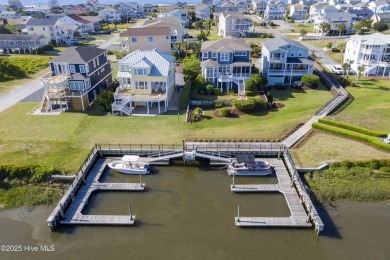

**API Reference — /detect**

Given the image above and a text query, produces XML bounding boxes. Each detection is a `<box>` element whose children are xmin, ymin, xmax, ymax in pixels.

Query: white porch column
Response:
<box><xmin>81</xmin><ymin>94</ymin><xmax>85</xmax><ymax>111</ymax></box>
<box><xmin>158</xmin><ymin>101</ymin><xmax>161</xmax><ymax>114</ymax></box>
<box><xmin>147</xmin><ymin>101</ymin><xmax>149</xmax><ymax>114</ymax></box>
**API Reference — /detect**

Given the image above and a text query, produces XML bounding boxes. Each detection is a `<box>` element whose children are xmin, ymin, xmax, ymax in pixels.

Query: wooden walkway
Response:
<box><xmin>60</xmin><ymin>158</ymin><xmax>144</xmax><ymax>226</ymax></box>
<box><xmin>233</xmin><ymin>158</ymin><xmax>312</xmax><ymax>228</ymax></box>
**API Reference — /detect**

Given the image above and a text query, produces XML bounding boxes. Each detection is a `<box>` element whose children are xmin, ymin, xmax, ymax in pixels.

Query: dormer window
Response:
<box><xmin>134</xmin><ymin>69</ymin><xmax>146</xmax><ymax>75</ymax></box>
<box><xmin>203</xmin><ymin>52</ymin><xmax>208</xmax><ymax>59</ymax></box>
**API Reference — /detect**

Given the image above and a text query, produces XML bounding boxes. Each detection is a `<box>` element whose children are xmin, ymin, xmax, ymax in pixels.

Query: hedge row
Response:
<box><xmin>312</xmin><ymin>123</ymin><xmax>390</xmax><ymax>151</ymax></box>
<box><xmin>318</xmin><ymin>118</ymin><xmax>388</xmax><ymax>137</ymax></box>
<box><xmin>179</xmin><ymin>81</ymin><xmax>192</xmax><ymax>109</ymax></box>
<box><xmin>329</xmin><ymin>159</ymin><xmax>390</xmax><ymax>170</ymax></box>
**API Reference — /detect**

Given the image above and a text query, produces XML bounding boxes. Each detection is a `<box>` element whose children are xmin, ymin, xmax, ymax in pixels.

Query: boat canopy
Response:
<box><xmin>122</xmin><ymin>155</ymin><xmax>140</xmax><ymax>162</ymax></box>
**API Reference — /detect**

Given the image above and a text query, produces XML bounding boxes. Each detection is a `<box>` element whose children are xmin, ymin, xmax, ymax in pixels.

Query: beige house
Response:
<box><xmin>120</xmin><ymin>27</ymin><xmax>172</xmax><ymax>53</ymax></box>
<box><xmin>112</xmin><ymin>49</ymin><xmax>176</xmax><ymax>115</ymax></box>
<box><xmin>218</xmin><ymin>11</ymin><xmax>251</xmax><ymax>38</ymax></box>
<box><xmin>141</xmin><ymin>17</ymin><xmax>185</xmax><ymax>45</ymax></box>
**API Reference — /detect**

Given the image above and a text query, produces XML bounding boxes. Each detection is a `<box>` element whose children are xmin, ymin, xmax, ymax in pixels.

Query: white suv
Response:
<box><xmin>331</xmin><ymin>65</ymin><xmax>343</xmax><ymax>75</ymax></box>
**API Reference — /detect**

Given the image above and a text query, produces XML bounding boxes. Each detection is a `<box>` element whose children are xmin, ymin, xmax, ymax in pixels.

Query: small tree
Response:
<box><xmin>192</xmin><ymin>107</ymin><xmax>203</xmax><ymax>121</ymax></box>
<box><xmin>337</xmin><ymin>23</ymin><xmax>347</xmax><ymax>36</ymax></box>
<box><xmin>245</xmin><ymin>78</ymin><xmax>256</xmax><ymax>92</ymax></box>
<box><xmin>373</xmin><ymin>20</ymin><xmax>388</xmax><ymax>32</ymax></box>
<box><xmin>112</xmin><ymin>18</ymin><xmax>118</xmax><ymax>28</ymax></box>
<box><xmin>301</xmin><ymin>74</ymin><xmax>319</xmax><ymax>87</ymax></box>
<box><xmin>95</xmin><ymin>89</ymin><xmax>114</xmax><ymax>111</ymax></box>
<box><xmin>326</xmin><ymin>42</ymin><xmax>333</xmax><ymax>49</ymax></box>
<box><xmin>299</xmin><ymin>28</ymin><xmax>307</xmax><ymax>36</ymax></box>
<box><xmin>206</xmin><ymin>84</ymin><xmax>214</xmax><ymax>95</ymax></box>
<box><xmin>355</xmin><ymin>65</ymin><xmax>365</xmax><ymax>85</ymax></box>
<box><xmin>219</xmin><ymin>107</ymin><xmax>231</xmax><ymax>117</ymax></box>
<box><xmin>183</xmin><ymin>56</ymin><xmax>201</xmax><ymax>82</ymax></box>
<box><xmin>319</xmin><ymin>22</ymin><xmax>331</xmax><ymax>36</ymax></box>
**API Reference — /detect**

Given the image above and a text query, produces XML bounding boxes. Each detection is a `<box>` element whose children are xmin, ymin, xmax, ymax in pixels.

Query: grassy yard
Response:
<box><xmin>304</xmin><ymin>38</ymin><xmax>345</xmax><ymax>49</ymax></box>
<box><xmin>329</xmin><ymin>77</ymin><xmax>390</xmax><ymax>131</ymax></box>
<box><xmin>292</xmin><ymin>133</ymin><xmax>390</xmax><ymax>168</ymax></box>
<box><xmin>81</xmin><ymin>34</ymin><xmax>113</xmax><ymax>45</ymax></box>
<box><xmin>0</xmin><ymin>85</ymin><xmax>332</xmax><ymax>173</ymax></box>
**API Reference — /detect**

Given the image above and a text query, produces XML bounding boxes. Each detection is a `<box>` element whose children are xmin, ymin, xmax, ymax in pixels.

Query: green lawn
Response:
<box><xmin>304</xmin><ymin>38</ymin><xmax>345</xmax><ymax>49</ymax></box>
<box><xmin>329</xmin><ymin>77</ymin><xmax>390</xmax><ymax>131</ymax></box>
<box><xmin>0</xmin><ymin>85</ymin><xmax>332</xmax><ymax>173</ymax></box>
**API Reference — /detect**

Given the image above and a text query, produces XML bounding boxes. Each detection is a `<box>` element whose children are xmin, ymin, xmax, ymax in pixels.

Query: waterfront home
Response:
<box><xmin>195</xmin><ymin>3</ymin><xmax>211</xmax><ymax>20</ymax></box>
<box><xmin>347</xmin><ymin>9</ymin><xmax>374</xmax><ymax>22</ymax></box>
<box><xmin>290</xmin><ymin>4</ymin><xmax>308</xmax><ymax>20</ymax></box>
<box><xmin>309</xmin><ymin>3</ymin><xmax>338</xmax><ymax>21</ymax></box>
<box><xmin>117</xmin><ymin>3</ymin><xmax>138</xmax><ymax>18</ymax></box>
<box><xmin>144</xmin><ymin>4</ymin><xmax>157</xmax><ymax>13</ymax></box>
<box><xmin>112</xmin><ymin>49</ymin><xmax>176</xmax><ymax>116</ymax></box>
<box><xmin>120</xmin><ymin>27</ymin><xmax>172</xmax><ymax>53</ymax></box>
<box><xmin>141</xmin><ymin>17</ymin><xmax>185</xmax><ymax>45</ymax></box>
<box><xmin>344</xmin><ymin>33</ymin><xmax>390</xmax><ymax>77</ymax></box>
<box><xmin>252</xmin><ymin>0</ymin><xmax>267</xmax><ymax>15</ymax></box>
<box><xmin>80</xmin><ymin>15</ymin><xmax>104</xmax><ymax>31</ymax></box>
<box><xmin>264</xmin><ymin>1</ymin><xmax>288</xmax><ymax>21</ymax></box>
<box><xmin>313</xmin><ymin>12</ymin><xmax>355</xmax><ymax>34</ymax></box>
<box><xmin>0</xmin><ymin>34</ymin><xmax>47</xmax><ymax>54</ymax></box>
<box><xmin>40</xmin><ymin>46</ymin><xmax>112</xmax><ymax>112</ymax></box>
<box><xmin>99</xmin><ymin>7</ymin><xmax>122</xmax><ymax>23</ymax></box>
<box><xmin>261</xmin><ymin>36</ymin><xmax>314</xmax><ymax>85</ymax></box>
<box><xmin>372</xmin><ymin>12</ymin><xmax>390</xmax><ymax>24</ymax></box>
<box><xmin>25</xmin><ymin>17</ymin><xmax>66</xmax><ymax>45</ymax></box>
<box><xmin>57</xmin><ymin>14</ymin><xmax>94</xmax><ymax>34</ymax></box>
<box><xmin>231</xmin><ymin>0</ymin><xmax>249</xmax><ymax>12</ymax></box>
<box><xmin>218</xmin><ymin>11</ymin><xmax>251</xmax><ymax>38</ymax></box>
<box><xmin>158</xmin><ymin>6</ymin><xmax>189</xmax><ymax>27</ymax></box>
<box><xmin>200</xmin><ymin>36</ymin><xmax>252</xmax><ymax>93</ymax></box>
<box><xmin>368</xmin><ymin>1</ymin><xmax>390</xmax><ymax>14</ymax></box>
<box><xmin>0</xmin><ymin>11</ymin><xmax>21</xmax><ymax>19</ymax></box>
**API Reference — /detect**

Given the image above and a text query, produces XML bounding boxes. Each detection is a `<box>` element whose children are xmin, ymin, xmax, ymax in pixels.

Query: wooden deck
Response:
<box><xmin>60</xmin><ymin>158</ymin><xmax>144</xmax><ymax>226</ymax></box>
<box><xmin>233</xmin><ymin>158</ymin><xmax>312</xmax><ymax>228</ymax></box>
<box><xmin>231</xmin><ymin>184</ymin><xmax>279</xmax><ymax>192</ymax></box>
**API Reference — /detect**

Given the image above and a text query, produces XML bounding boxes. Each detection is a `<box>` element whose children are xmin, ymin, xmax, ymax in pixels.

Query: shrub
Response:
<box><xmin>232</xmin><ymin>98</ymin><xmax>267</xmax><ymax>111</ymax></box>
<box><xmin>318</xmin><ymin>118</ymin><xmax>388</xmax><ymax>137</ymax></box>
<box><xmin>107</xmin><ymin>50</ymin><xmax>114</xmax><ymax>55</ymax></box>
<box><xmin>206</xmin><ymin>84</ymin><xmax>214</xmax><ymax>95</ymax></box>
<box><xmin>214</xmin><ymin>88</ymin><xmax>221</xmax><ymax>95</ymax></box>
<box><xmin>219</xmin><ymin>107</ymin><xmax>231</xmax><ymax>117</ymax></box>
<box><xmin>245</xmin><ymin>90</ymin><xmax>256</xmax><ymax>96</ymax></box>
<box><xmin>301</xmin><ymin>74</ymin><xmax>320</xmax><ymax>86</ymax></box>
<box><xmin>245</xmin><ymin>79</ymin><xmax>256</xmax><ymax>92</ymax></box>
<box><xmin>192</xmin><ymin>107</ymin><xmax>203</xmax><ymax>121</ymax></box>
<box><xmin>95</xmin><ymin>89</ymin><xmax>114</xmax><ymax>111</ymax></box>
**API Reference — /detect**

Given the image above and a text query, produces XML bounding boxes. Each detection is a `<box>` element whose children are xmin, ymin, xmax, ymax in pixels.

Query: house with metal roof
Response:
<box><xmin>120</xmin><ymin>27</ymin><xmax>173</xmax><ymax>53</ymax></box>
<box><xmin>264</xmin><ymin>0</ymin><xmax>288</xmax><ymax>21</ymax></box>
<box><xmin>200</xmin><ymin>36</ymin><xmax>252</xmax><ymax>93</ymax></box>
<box><xmin>344</xmin><ymin>33</ymin><xmax>390</xmax><ymax>77</ymax></box>
<box><xmin>195</xmin><ymin>3</ymin><xmax>211</xmax><ymax>20</ymax></box>
<box><xmin>40</xmin><ymin>46</ymin><xmax>112</xmax><ymax>112</ymax></box>
<box><xmin>0</xmin><ymin>34</ymin><xmax>47</xmax><ymax>54</ymax></box>
<box><xmin>261</xmin><ymin>36</ymin><xmax>315</xmax><ymax>85</ymax></box>
<box><xmin>112</xmin><ymin>49</ymin><xmax>176</xmax><ymax>115</ymax></box>
<box><xmin>218</xmin><ymin>11</ymin><xmax>251</xmax><ymax>38</ymax></box>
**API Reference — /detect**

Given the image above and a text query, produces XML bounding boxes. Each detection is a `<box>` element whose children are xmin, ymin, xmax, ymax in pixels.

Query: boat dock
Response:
<box><xmin>49</xmin><ymin>156</ymin><xmax>144</xmax><ymax>227</ymax></box>
<box><xmin>48</xmin><ymin>142</ymin><xmax>324</xmax><ymax>234</ymax></box>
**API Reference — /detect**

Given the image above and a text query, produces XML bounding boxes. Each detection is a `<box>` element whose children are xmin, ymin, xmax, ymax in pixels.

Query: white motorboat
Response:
<box><xmin>227</xmin><ymin>154</ymin><xmax>273</xmax><ymax>176</ymax></box>
<box><xmin>108</xmin><ymin>155</ymin><xmax>150</xmax><ymax>175</ymax></box>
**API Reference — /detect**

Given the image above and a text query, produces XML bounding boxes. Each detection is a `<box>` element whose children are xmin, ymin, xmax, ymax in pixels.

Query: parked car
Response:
<box><xmin>80</xmin><ymin>33</ymin><xmax>89</xmax><ymax>37</ymax></box>
<box><xmin>332</xmin><ymin>65</ymin><xmax>343</xmax><ymax>75</ymax></box>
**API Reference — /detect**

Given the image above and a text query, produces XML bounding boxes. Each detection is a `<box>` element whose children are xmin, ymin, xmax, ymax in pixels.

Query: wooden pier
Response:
<box><xmin>60</xmin><ymin>158</ymin><xmax>144</xmax><ymax>226</ymax></box>
<box><xmin>232</xmin><ymin>158</ymin><xmax>314</xmax><ymax>229</ymax></box>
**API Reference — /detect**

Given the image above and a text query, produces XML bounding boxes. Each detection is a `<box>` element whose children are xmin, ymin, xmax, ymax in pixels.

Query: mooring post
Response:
<box><xmin>59</xmin><ymin>203</ymin><xmax>65</xmax><ymax>218</ymax></box>
<box><xmin>232</xmin><ymin>171</ymin><xmax>235</xmax><ymax>188</ymax></box>
<box><xmin>129</xmin><ymin>203</ymin><xmax>132</xmax><ymax>219</ymax></box>
<box><xmin>237</xmin><ymin>204</ymin><xmax>240</xmax><ymax>222</ymax></box>
<box><xmin>307</xmin><ymin>205</ymin><xmax>312</xmax><ymax>223</ymax></box>
<box><xmin>278</xmin><ymin>146</ymin><xmax>281</xmax><ymax>159</ymax></box>
<box><xmin>139</xmin><ymin>172</ymin><xmax>142</xmax><ymax>186</ymax></box>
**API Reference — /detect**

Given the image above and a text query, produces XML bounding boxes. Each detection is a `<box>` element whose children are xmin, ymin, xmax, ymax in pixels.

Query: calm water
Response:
<box><xmin>0</xmin><ymin>165</ymin><xmax>389</xmax><ymax>260</ymax></box>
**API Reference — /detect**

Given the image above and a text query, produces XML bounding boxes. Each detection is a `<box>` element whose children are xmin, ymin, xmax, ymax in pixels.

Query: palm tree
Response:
<box><xmin>337</xmin><ymin>23</ymin><xmax>347</xmax><ymax>36</ymax></box>
<box><xmin>319</xmin><ymin>22</ymin><xmax>331</xmax><ymax>36</ymax></box>
<box><xmin>341</xmin><ymin>62</ymin><xmax>349</xmax><ymax>79</ymax></box>
<box><xmin>355</xmin><ymin>65</ymin><xmax>365</xmax><ymax>85</ymax></box>
<box><xmin>343</xmin><ymin>60</ymin><xmax>354</xmax><ymax>80</ymax></box>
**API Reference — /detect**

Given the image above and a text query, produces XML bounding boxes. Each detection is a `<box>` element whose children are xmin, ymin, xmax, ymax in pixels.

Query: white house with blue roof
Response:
<box><xmin>112</xmin><ymin>49</ymin><xmax>176</xmax><ymax>115</ymax></box>
<box><xmin>261</xmin><ymin>36</ymin><xmax>315</xmax><ymax>85</ymax></box>
<box><xmin>200</xmin><ymin>36</ymin><xmax>252</xmax><ymax>93</ymax></box>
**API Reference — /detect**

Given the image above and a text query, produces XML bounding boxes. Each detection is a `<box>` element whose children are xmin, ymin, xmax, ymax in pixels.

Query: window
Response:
<box><xmin>136</xmin><ymin>81</ymin><xmax>148</xmax><ymax>89</ymax></box>
<box><xmin>203</xmin><ymin>52</ymin><xmax>208</xmax><ymax>58</ymax></box>
<box><xmin>234</xmin><ymin>51</ymin><xmax>246</xmax><ymax>56</ymax></box>
<box><xmin>100</xmin><ymin>67</ymin><xmax>105</xmax><ymax>73</ymax></box>
<box><xmin>286</xmin><ymin>45</ymin><xmax>291</xmax><ymax>49</ymax></box>
<box><xmin>290</xmin><ymin>52</ymin><xmax>295</xmax><ymax>57</ymax></box>
<box><xmin>166</xmin><ymin>36</ymin><xmax>169</xmax><ymax>40</ymax></box>
<box><xmin>220</xmin><ymin>53</ymin><xmax>229</xmax><ymax>61</ymax></box>
<box><xmin>96</xmin><ymin>58</ymin><xmax>99</xmax><ymax>66</ymax></box>
<box><xmin>9</xmin><ymin>41</ymin><xmax>15</xmax><ymax>46</ymax></box>
<box><xmin>135</xmin><ymin>69</ymin><xmax>146</xmax><ymax>75</ymax></box>
<box><xmin>132</xmin><ymin>37</ymin><xmax>137</xmax><ymax>42</ymax></box>
<box><xmin>80</xmin><ymin>65</ymin><xmax>85</xmax><ymax>73</ymax></box>
<box><xmin>22</xmin><ymin>41</ymin><xmax>26</xmax><ymax>46</ymax></box>
<box><xmin>148</xmin><ymin>36</ymin><xmax>153</xmax><ymax>42</ymax></box>
<box><xmin>70</xmin><ymin>65</ymin><xmax>76</xmax><ymax>73</ymax></box>
<box><xmin>212</xmin><ymin>52</ymin><xmax>217</xmax><ymax>58</ymax></box>
<box><xmin>93</xmin><ymin>59</ymin><xmax>96</xmax><ymax>68</ymax></box>
<box><xmin>206</xmin><ymin>68</ymin><xmax>214</xmax><ymax>78</ymax></box>
<box><xmin>69</xmin><ymin>81</ymin><xmax>85</xmax><ymax>90</ymax></box>
<box><xmin>298</xmin><ymin>51</ymin><xmax>303</xmax><ymax>57</ymax></box>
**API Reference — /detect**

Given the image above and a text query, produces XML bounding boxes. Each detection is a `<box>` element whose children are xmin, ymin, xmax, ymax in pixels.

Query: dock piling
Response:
<box><xmin>237</xmin><ymin>204</ymin><xmax>240</xmax><ymax>222</ymax></box>
<box><xmin>129</xmin><ymin>203</ymin><xmax>132</xmax><ymax>219</ymax></box>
